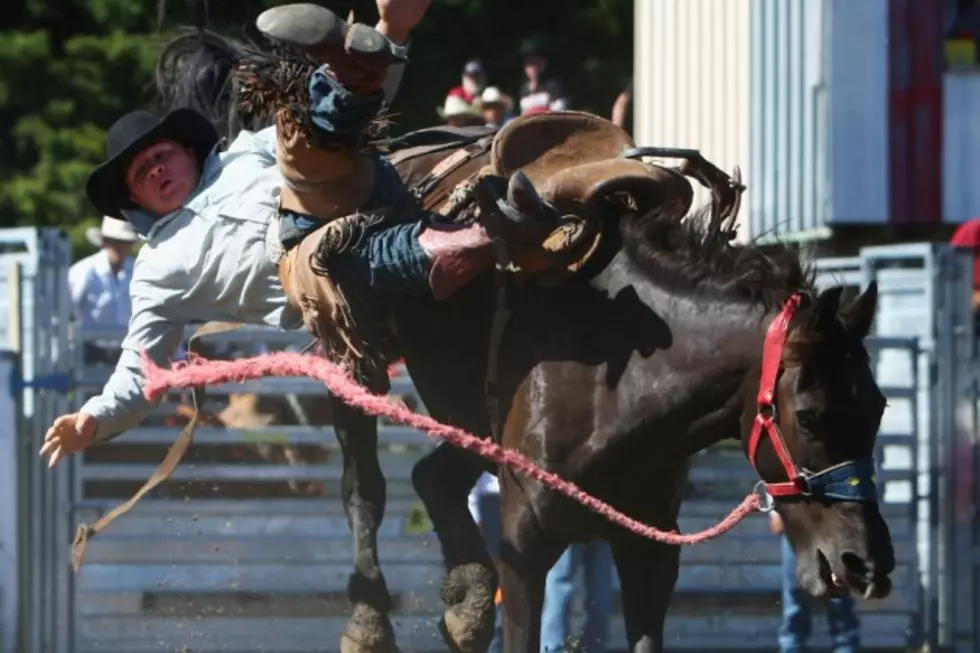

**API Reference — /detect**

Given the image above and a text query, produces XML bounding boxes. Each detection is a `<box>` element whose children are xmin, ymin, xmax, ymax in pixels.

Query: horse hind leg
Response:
<box><xmin>331</xmin><ymin>394</ymin><xmax>400</xmax><ymax>653</ymax></box>
<box><xmin>412</xmin><ymin>444</ymin><xmax>497</xmax><ymax>653</ymax></box>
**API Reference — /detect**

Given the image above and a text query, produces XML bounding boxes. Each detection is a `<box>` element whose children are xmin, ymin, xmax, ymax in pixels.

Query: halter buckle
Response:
<box><xmin>753</xmin><ymin>481</ymin><xmax>776</xmax><ymax>512</ymax></box>
<box><xmin>756</xmin><ymin>401</ymin><xmax>777</xmax><ymax>421</ymax></box>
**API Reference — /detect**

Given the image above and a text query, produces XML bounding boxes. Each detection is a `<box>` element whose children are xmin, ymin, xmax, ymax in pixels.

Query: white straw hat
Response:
<box><xmin>85</xmin><ymin>216</ymin><xmax>139</xmax><ymax>248</ymax></box>
<box><xmin>437</xmin><ymin>95</ymin><xmax>480</xmax><ymax>120</ymax></box>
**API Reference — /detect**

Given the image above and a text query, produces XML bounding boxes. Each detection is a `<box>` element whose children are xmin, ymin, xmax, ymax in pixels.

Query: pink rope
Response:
<box><xmin>141</xmin><ymin>351</ymin><xmax>761</xmax><ymax>545</ymax></box>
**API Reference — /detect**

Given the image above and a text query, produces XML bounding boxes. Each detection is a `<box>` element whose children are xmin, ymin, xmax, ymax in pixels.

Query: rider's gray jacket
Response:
<box><xmin>80</xmin><ymin>47</ymin><xmax>409</xmax><ymax>444</ymax></box>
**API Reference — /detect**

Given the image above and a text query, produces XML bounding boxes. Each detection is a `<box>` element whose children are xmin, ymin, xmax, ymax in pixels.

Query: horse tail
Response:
<box><xmin>155</xmin><ymin>27</ymin><xmax>247</xmax><ymax>143</ymax></box>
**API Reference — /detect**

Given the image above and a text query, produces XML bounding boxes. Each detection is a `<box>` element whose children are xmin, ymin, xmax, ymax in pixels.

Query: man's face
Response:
<box><xmin>125</xmin><ymin>139</ymin><xmax>200</xmax><ymax>216</ymax></box>
<box><xmin>102</xmin><ymin>238</ymin><xmax>134</xmax><ymax>266</ymax></box>
<box><xmin>523</xmin><ymin>56</ymin><xmax>546</xmax><ymax>79</ymax></box>
<box><xmin>482</xmin><ymin>105</ymin><xmax>504</xmax><ymax>125</ymax></box>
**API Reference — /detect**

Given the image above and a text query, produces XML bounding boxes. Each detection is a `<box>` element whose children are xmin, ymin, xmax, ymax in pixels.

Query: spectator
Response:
<box><xmin>518</xmin><ymin>40</ymin><xmax>568</xmax><ymax>115</ymax></box>
<box><xmin>476</xmin><ymin>86</ymin><xmax>514</xmax><ymax>128</ymax></box>
<box><xmin>468</xmin><ymin>472</ymin><xmax>503</xmax><ymax>653</ymax></box>
<box><xmin>446</xmin><ymin>59</ymin><xmax>487</xmax><ymax>105</ymax></box>
<box><xmin>437</xmin><ymin>95</ymin><xmax>483</xmax><ymax>128</ymax></box>
<box><xmin>771</xmin><ymin>511</ymin><xmax>861</xmax><ymax>653</ymax></box>
<box><xmin>611</xmin><ymin>78</ymin><xmax>633</xmax><ymax>130</ymax></box>
<box><xmin>69</xmin><ymin>216</ymin><xmax>139</xmax><ymax>364</ymax></box>
<box><xmin>540</xmin><ymin>540</ymin><xmax>614</xmax><ymax>653</ymax></box>
<box><xmin>950</xmin><ymin>219</ymin><xmax>980</xmax><ymax>312</ymax></box>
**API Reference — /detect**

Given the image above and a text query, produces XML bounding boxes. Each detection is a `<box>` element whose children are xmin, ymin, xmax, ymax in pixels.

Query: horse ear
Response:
<box><xmin>839</xmin><ymin>281</ymin><xmax>878</xmax><ymax>340</ymax></box>
<box><xmin>809</xmin><ymin>286</ymin><xmax>844</xmax><ymax>333</ymax></box>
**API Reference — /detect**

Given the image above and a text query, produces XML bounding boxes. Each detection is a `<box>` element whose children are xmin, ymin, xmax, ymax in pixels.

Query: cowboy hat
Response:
<box><xmin>462</xmin><ymin>59</ymin><xmax>486</xmax><ymax>78</ymax></box>
<box><xmin>86</xmin><ymin>108</ymin><xmax>220</xmax><ymax>220</ymax></box>
<box><xmin>477</xmin><ymin>86</ymin><xmax>514</xmax><ymax>112</ymax></box>
<box><xmin>85</xmin><ymin>216</ymin><xmax>139</xmax><ymax>248</ymax></box>
<box><xmin>437</xmin><ymin>95</ymin><xmax>480</xmax><ymax>120</ymax></box>
<box><xmin>520</xmin><ymin>38</ymin><xmax>547</xmax><ymax>60</ymax></box>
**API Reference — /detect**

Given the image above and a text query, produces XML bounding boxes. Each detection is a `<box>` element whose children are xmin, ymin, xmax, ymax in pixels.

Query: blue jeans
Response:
<box><xmin>478</xmin><ymin>493</ymin><xmax>503</xmax><ymax>653</ymax></box>
<box><xmin>540</xmin><ymin>541</ymin><xmax>614</xmax><ymax>653</ymax></box>
<box><xmin>779</xmin><ymin>536</ymin><xmax>861</xmax><ymax>653</ymax></box>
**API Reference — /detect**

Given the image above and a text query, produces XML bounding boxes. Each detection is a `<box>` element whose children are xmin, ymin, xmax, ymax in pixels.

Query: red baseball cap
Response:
<box><xmin>950</xmin><ymin>219</ymin><xmax>980</xmax><ymax>288</ymax></box>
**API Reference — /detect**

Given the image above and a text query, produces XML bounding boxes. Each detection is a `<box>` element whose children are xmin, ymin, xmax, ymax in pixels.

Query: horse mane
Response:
<box><xmin>618</xmin><ymin>195</ymin><xmax>817</xmax><ymax>311</ymax></box>
<box><xmin>155</xmin><ymin>28</ymin><xmax>258</xmax><ymax>143</ymax></box>
<box><xmin>154</xmin><ymin>27</ymin><xmax>393</xmax><ymax>150</ymax></box>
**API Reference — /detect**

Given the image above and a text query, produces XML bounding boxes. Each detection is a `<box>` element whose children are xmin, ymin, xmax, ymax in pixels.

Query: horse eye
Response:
<box><xmin>796</xmin><ymin>409</ymin><xmax>821</xmax><ymax>433</ymax></box>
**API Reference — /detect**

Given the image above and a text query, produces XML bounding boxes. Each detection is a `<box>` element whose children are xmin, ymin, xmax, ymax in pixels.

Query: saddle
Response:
<box><xmin>388</xmin><ymin>111</ymin><xmax>702</xmax><ymax>286</ymax></box>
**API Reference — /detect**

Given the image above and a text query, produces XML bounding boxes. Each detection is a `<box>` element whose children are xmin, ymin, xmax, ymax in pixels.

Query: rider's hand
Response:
<box><xmin>769</xmin><ymin>511</ymin><xmax>784</xmax><ymax>535</ymax></box>
<box><xmin>40</xmin><ymin>412</ymin><xmax>98</xmax><ymax>468</ymax></box>
<box><xmin>375</xmin><ymin>0</ymin><xmax>430</xmax><ymax>44</ymax></box>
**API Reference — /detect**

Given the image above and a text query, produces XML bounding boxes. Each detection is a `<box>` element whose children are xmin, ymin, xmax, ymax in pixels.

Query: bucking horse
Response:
<box><xmin>94</xmin><ymin>19</ymin><xmax>895</xmax><ymax>653</ymax></box>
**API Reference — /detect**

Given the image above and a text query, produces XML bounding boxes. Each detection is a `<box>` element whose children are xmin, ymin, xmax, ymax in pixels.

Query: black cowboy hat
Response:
<box><xmin>520</xmin><ymin>38</ymin><xmax>547</xmax><ymax>60</ymax></box>
<box><xmin>86</xmin><ymin>108</ymin><xmax>219</xmax><ymax>219</ymax></box>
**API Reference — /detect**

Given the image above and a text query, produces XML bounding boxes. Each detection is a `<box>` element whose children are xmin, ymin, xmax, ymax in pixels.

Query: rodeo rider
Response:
<box><xmin>39</xmin><ymin>0</ymin><xmax>539</xmax><ymax>465</ymax></box>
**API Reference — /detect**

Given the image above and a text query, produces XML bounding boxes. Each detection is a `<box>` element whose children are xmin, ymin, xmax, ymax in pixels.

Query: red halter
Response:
<box><xmin>746</xmin><ymin>293</ymin><xmax>881</xmax><ymax>506</ymax></box>
<box><xmin>747</xmin><ymin>293</ymin><xmax>805</xmax><ymax>497</ymax></box>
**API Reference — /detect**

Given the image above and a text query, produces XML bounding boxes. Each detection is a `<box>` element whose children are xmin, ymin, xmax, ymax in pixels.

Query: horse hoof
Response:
<box><xmin>438</xmin><ymin>605</ymin><xmax>493</xmax><ymax>653</ymax></box>
<box><xmin>339</xmin><ymin>605</ymin><xmax>400</xmax><ymax>653</ymax></box>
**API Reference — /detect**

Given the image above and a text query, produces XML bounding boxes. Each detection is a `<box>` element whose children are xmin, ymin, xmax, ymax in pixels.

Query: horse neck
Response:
<box><xmin>591</xmin><ymin>252</ymin><xmax>777</xmax><ymax>451</ymax></box>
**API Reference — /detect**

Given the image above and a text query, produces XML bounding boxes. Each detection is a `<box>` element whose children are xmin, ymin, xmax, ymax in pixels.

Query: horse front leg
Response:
<box><xmin>611</xmin><ymin>536</ymin><xmax>680</xmax><ymax>653</ymax></box>
<box><xmin>331</xmin><ymin>394</ymin><xmax>399</xmax><ymax>653</ymax></box>
<box><xmin>497</xmin><ymin>499</ymin><xmax>564</xmax><ymax>653</ymax></box>
<box><xmin>412</xmin><ymin>442</ymin><xmax>497</xmax><ymax>653</ymax></box>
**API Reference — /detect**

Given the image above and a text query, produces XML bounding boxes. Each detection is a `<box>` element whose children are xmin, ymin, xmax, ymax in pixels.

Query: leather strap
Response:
<box><xmin>71</xmin><ymin>320</ymin><xmax>245</xmax><ymax>572</ymax></box>
<box><xmin>415</xmin><ymin>137</ymin><xmax>493</xmax><ymax>206</ymax></box>
<box><xmin>484</xmin><ymin>269</ymin><xmax>512</xmax><ymax>442</ymax></box>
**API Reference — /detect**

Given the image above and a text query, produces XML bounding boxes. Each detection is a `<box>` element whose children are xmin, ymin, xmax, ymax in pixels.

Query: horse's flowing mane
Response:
<box><xmin>155</xmin><ymin>28</ymin><xmax>392</xmax><ymax>151</ymax></box>
<box><xmin>619</xmin><ymin>197</ymin><xmax>817</xmax><ymax>310</ymax></box>
<box><xmin>155</xmin><ymin>28</ymin><xmax>259</xmax><ymax>143</ymax></box>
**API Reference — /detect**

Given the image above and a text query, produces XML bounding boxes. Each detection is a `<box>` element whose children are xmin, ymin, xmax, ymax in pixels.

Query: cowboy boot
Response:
<box><xmin>416</xmin><ymin>223</ymin><xmax>498</xmax><ymax>301</ymax></box>
<box><xmin>256</xmin><ymin>3</ymin><xmax>405</xmax><ymax>95</ymax></box>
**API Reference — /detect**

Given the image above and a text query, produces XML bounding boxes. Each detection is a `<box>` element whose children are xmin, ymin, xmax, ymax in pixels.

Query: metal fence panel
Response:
<box><xmin>933</xmin><ymin>244</ymin><xmax>978</xmax><ymax>651</ymax></box>
<box><xmin>69</xmin><ymin>325</ymin><xmax>437</xmax><ymax>653</ymax></box>
<box><xmin>0</xmin><ymin>352</ymin><xmax>20</xmax><ymax>653</ymax></box>
<box><xmin>854</xmin><ymin>244</ymin><xmax>940</xmax><ymax>648</ymax></box>
<box><xmin>0</xmin><ymin>228</ymin><xmax>75</xmax><ymax>653</ymax></box>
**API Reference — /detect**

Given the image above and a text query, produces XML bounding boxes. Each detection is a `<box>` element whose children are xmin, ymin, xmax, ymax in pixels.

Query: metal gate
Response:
<box><xmin>68</xmin><ymin>326</ymin><xmax>432</xmax><ymax>653</ymax></box>
<box><xmin>823</xmin><ymin>242</ymin><xmax>979</xmax><ymax>652</ymax></box>
<box><xmin>932</xmin><ymin>244</ymin><xmax>980</xmax><ymax>653</ymax></box>
<box><xmin>0</xmin><ymin>228</ymin><xmax>75</xmax><ymax>653</ymax></box>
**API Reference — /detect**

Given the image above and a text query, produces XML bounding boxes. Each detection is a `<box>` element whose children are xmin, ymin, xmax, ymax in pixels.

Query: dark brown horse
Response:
<box><xmin>400</xmin><ymin>195</ymin><xmax>891</xmax><ymax>653</ymax></box>
<box><xmin>154</xmin><ymin>28</ymin><xmax>895</xmax><ymax>653</ymax></box>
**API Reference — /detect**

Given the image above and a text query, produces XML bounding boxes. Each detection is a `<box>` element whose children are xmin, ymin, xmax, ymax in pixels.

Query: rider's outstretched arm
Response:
<box><xmin>80</xmin><ymin>265</ymin><xmax>187</xmax><ymax>444</ymax></box>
